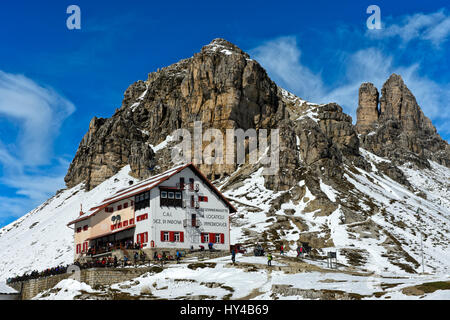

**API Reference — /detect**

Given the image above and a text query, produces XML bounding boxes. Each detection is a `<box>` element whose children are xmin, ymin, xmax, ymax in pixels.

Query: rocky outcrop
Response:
<box><xmin>356</xmin><ymin>83</ymin><xmax>379</xmax><ymax>134</ymax></box>
<box><xmin>65</xmin><ymin>39</ymin><xmax>288</xmax><ymax>190</ymax></box>
<box><xmin>357</xmin><ymin>74</ymin><xmax>450</xmax><ymax>168</ymax></box>
<box><xmin>64</xmin><ymin>116</ymin><xmax>155</xmax><ymax>190</ymax></box>
<box><xmin>66</xmin><ymin>41</ymin><xmax>447</xmax><ymax>193</ymax></box>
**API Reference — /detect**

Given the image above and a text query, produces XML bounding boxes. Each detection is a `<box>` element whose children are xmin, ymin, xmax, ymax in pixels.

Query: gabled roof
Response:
<box><xmin>67</xmin><ymin>163</ymin><xmax>236</xmax><ymax>226</ymax></box>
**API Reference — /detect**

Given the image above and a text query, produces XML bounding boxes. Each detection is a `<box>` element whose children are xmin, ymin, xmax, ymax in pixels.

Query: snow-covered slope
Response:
<box><xmin>219</xmin><ymin>149</ymin><xmax>450</xmax><ymax>276</ymax></box>
<box><xmin>0</xmin><ymin>166</ymin><xmax>138</xmax><ymax>282</ymax></box>
<box><xmin>0</xmin><ymin>151</ymin><xmax>448</xmax><ymax>291</ymax></box>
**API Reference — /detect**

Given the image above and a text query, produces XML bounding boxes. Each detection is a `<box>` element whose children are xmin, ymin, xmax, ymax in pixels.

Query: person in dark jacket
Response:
<box><xmin>231</xmin><ymin>249</ymin><xmax>236</xmax><ymax>264</ymax></box>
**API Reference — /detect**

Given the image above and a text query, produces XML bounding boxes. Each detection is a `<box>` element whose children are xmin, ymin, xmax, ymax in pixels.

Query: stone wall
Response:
<box><xmin>10</xmin><ymin>267</ymin><xmax>153</xmax><ymax>300</ymax></box>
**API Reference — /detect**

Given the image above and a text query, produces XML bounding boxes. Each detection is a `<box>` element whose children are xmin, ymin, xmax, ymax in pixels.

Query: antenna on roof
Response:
<box><xmin>79</xmin><ymin>203</ymin><xmax>84</xmax><ymax>216</ymax></box>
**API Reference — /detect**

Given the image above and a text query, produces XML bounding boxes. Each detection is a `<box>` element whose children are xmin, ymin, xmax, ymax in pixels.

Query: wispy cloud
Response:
<box><xmin>250</xmin><ymin>35</ymin><xmax>450</xmax><ymax>136</ymax></box>
<box><xmin>367</xmin><ymin>9</ymin><xmax>450</xmax><ymax>47</ymax></box>
<box><xmin>250</xmin><ymin>36</ymin><xmax>326</xmax><ymax>101</ymax></box>
<box><xmin>0</xmin><ymin>71</ymin><xmax>75</xmax><ymax>225</ymax></box>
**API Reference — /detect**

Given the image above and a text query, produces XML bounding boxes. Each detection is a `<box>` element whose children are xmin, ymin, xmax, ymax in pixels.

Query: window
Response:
<box><xmin>106</xmin><ymin>207</ymin><xmax>113</xmax><ymax>213</ymax></box>
<box><xmin>137</xmin><ymin>232</ymin><xmax>148</xmax><ymax>244</ymax></box>
<box><xmin>76</xmin><ymin>244</ymin><xmax>81</xmax><ymax>254</ymax></box>
<box><xmin>83</xmin><ymin>225</ymin><xmax>88</xmax><ymax>231</ymax></box>
<box><xmin>117</xmin><ymin>205</ymin><xmax>122</xmax><ymax>211</ymax></box>
<box><xmin>160</xmin><ymin>189</ymin><xmax>183</xmax><ymax>207</ymax></box>
<box><xmin>215</xmin><ymin>234</ymin><xmax>221</xmax><ymax>244</ymax></box>
<box><xmin>118</xmin><ymin>222</ymin><xmax>122</xmax><ymax>228</ymax></box>
<box><xmin>129</xmin><ymin>218</ymin><xmax>135</xmax><ymax>225</ymax></box>
<box><xmin>76</xmin><ymin>227</ymin><xmax>82</xmax><ymax>233</ymax></box>
<box><xmin>161</xmin><ymin>231</ymin><xmax>184</xmax><ymax>242</ymax></box>
<box><xmin>201</xmin><ymin>233</ymin><xmax>209</xmax><ymax>243</ymax></box>
<box><xmin>135</xmin><ymin>191</ymin><xmax>150</xmax><ymax>211</ymax></box>
<box><xmin>161</xmin><ymin>231</ymin><xmax>170</xmax><ymax>242</ymax></box>
<box><xmin>83</xmin><ymin>242</ymin><xmax>88</xmax><ymax>253</ymax></box>
<box><xmin>123</xmin><ymin>220</ymin><xmax>128</xmax><ymax>227</ymax></box>
<box><xmin>137</xmin><ymin>213</ymin><xmax>148</xmax><ymax>222</ymax></box>
<box><xmin>179</xmin><ymin>177</ymin><xmax>185</xmax><ymax>189</ymax></box>
<box><xmin>198</xmin><ymin>196</ymin><xmax>208</xmax><ymax>202</ymax></box>
<box><xmin>124</xmin><ymin>202</ymin><xmax>128</xmax><ymax>209</ymax></box>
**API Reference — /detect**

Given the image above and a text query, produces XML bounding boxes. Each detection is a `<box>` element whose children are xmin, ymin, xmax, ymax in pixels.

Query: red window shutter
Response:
<box><xmin>169</xmin><ymin>232</ymin><xmax>175</xmax><ymax>242</ymax></box>
<box><xmin>201</xmin><ymin>233</ymin><xmax>206</xmax><ymax>243</ymax></box>
<box><xmin>161</xmin><ymin>231</ymin><xmax>165</xmax><ymax>242</ymax></box>
<box><xmin>204</xmin><ymin>196</ymin><xmax>208</xmax><ymax>202</ymax></box>
<box><xmin>220</xmin><ymin>233</ymin><xmax>224</xmax><ymax>244</ymax></box>
<box><xmin>111</xmin><ymin>225</ymin><xmax>114</xmax><ymax>231</ymax></box>
<box><xmin>130</xmin><ymin>218</ymin><xmax>134</xmax><ymax>225</ymax></box>
<box><xmin>180</xmin><ymin>232</ymin><xmax>184</xmax><ymax>242</ymax></box>
<box><xmin>209</xmin><ymin>233</ymin><xmax>215</xmax><ymax>243</ymax></box>
<box><xmin>144</xmin><ymin>232</ymin><xmax>148</xmax><ymax>243</ymax></box>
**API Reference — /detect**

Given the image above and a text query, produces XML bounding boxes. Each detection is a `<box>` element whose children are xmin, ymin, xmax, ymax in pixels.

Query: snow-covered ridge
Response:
<box><xmin>0</xmin><ymin>166</ymin><xmax>139</xmax><ymax>282</ymax></box>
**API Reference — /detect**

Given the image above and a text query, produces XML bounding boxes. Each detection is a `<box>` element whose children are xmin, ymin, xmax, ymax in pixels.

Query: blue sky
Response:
<box><xmin>0</xmin><ymin>0</ymin><xmax>449</xmax><ymax>227</ymax></box>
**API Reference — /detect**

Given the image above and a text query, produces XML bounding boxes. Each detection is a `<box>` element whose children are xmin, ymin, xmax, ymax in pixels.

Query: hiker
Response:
<box><xmin>267</xmin><ymin>252</ymin><xmax>273</xmax><ymax>266</ymax></box>
<box><xmin>231</xmin><ymin>249</ymin><xmax>236</xmax><ymax>264</ymax></box>
<box><xmin>176</xmin><ymin>250</ymin><xmax>181</xmax><ymax>264</ymax></box>
<box><xmin>208</xmin><ymin>242</ymin><xmax>213</xmax><ymax>251</ymax></box>
<box><xmin>296</xmin><ymin>247</ymin><xmax>300</xmax><ymax>258</ymax></box>
<box><xmin>134</xmin><ymin>251</ymin><xmax>139</xmax><ymax>264</ymax></box>
<box><xmin>140</xmin><ymin>250</ymin><xmax>146</xmax><ymax>263</ymax></box>
<box><xmin>280</xmin><ymin>245</ymin><xmax>284</xmax><ymax>255</ymax></box>
<box><xmin>300</xmin><ymin>246</ymin><xmax>303</xmax><ymax>258</ymax></box>
<box><xmin>153</xmin><ymin>251</ymin><xmax>158</xmax><ymax>261</ymax></box>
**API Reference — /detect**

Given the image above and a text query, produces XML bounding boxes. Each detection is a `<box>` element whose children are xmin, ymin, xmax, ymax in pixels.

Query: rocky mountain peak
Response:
<box><xmin>200</xmin><ymin>38</ymin><xmax>250</xmax><ymax>58</ymax></box>
<box><xmin>357</xmin><ymin>74</ymin><xmax>449</xmax><ymax>168</ymax></box>
<box><xmin>65</xmin><ymin>38</ymin><xmax>284</xmax><ymax>190</ymax></box>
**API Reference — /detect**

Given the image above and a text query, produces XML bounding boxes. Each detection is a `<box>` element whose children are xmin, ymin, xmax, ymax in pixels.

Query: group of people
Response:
<box><xmin>86</xmin><ymin>240</ymin><xmax>141</xmax><ymax>257</ymax></box>
<box><xmin>7</xmin><ymin>264</ymin><xmax>71</xmax><ymax>284</ymax></box>
<box><xmin>231</xmin><ymin>243</ymin><xmax>309</xmax><ymax>266</ymax></box>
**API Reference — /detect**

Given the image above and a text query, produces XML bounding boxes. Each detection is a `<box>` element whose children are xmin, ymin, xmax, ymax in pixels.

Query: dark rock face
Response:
<box><xmin>356</xmin><ymin>83</ymin><xmax>379</xmax><ymax>134</ymax></box>
<box><xmin>65</xmin><ymin>39</ymin><xmax>286</xmax><ymax>190</ymax></box>
<box><xmin>64</xmin><ymin>116</ymin><xmax>155</xmax><ymax>190</ymax></box>
<box><xmin>357</xmin><ymin>74</ymin><xmax>449</xmax><ymax>168</ymax></box>
<box><xmin>65</xmin><ymin>41</ymin><xmax>447</xmax><ymax>193</ymax></box>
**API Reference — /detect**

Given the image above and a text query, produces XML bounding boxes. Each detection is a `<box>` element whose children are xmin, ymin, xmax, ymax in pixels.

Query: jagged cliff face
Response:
<box><xmin>5</xmin><ymin>39</ymin><xmax>450</xmax><ymax>277</ymax></box>
<box><xmin>65</xmin><ymin>39</ymin><xmax>447</xmax><ymax>197</ymax></box>
<box><xmin>65</xmin><ymin>39</ymin><xmax>287</xmax><ymax>190</ymax></box>
<box><xmin>356</xmin><ymin>74</ymin><xmax>450</xmax><ymax>169</ymax></box>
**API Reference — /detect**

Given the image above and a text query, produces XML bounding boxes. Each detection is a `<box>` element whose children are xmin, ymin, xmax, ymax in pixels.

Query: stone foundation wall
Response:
<box><xmin>11</xmin><ymin>267</ymin><xmax>153</xmax><ymax>300</ymax></box>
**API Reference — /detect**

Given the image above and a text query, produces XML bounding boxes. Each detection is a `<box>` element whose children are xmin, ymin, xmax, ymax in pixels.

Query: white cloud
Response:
<box><xmin>367</xmin><ymin>9</ymin><xmax>450</xmax><ymax>46</ymax></box>
<box><xmin>250</xmin><ymin>36</ymin><xmax>326</xmax><ymax>101</ymax></box>
<box><xmin>249</xmin><ymin>37</ymin><xmax>450</xmax><ymax>135</ymax></box>
<box><xmin>0</xmin><ymin>71</ymin><xmax>75</xmax><ymax>166</ymax></box>
<box><xmin>0</xmin><ymin>71</ymin><xmax>75</xmax><ymax>223</ymax></box>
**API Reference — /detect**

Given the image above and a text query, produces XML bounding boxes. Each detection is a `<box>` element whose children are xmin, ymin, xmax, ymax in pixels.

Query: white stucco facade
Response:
<box><xmin>69</xmin><ymin>164</ymin><xmax>234</xmax><ymax>260</ymax></box>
